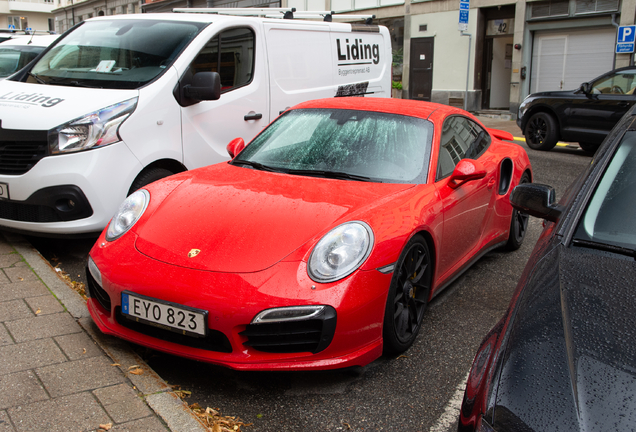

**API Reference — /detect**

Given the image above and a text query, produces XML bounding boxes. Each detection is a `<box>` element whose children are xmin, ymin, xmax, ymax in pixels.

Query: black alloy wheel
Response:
<box><xmin>383</xmin><ymin>235</ymin><xmax>432</xmax><ymax>354</ymax></box>
<box><xmin>524</xmin><ymin>112</ymin><xmax>558</xmax><ymax>151</ymax></box>
<box><xmin>505</xmin><ymin>172</ymin><xmax>531</xmax><ymax>251</ymax></box>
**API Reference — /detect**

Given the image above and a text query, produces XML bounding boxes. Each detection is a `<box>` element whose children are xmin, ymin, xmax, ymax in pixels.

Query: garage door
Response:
<box><xmin>530</xmin><ymin>27</ymin><xmax>615</xmax><ymax>93</ymax></box>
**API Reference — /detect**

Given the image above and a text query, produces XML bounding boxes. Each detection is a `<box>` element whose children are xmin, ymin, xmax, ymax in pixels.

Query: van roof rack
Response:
<box><xmin>172</xmin><ymin>7</ymin><xmax>376</xmax><ymax>23</ymax></box>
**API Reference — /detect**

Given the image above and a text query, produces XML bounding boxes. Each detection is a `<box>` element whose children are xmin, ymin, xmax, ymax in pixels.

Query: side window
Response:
<box><xmin>190</xmin><ymin>27</ymin><xmax>255</xmax><ymax>93</ymax></box>
<box><xmin>591</xmin><ymin>70</ymin><xmax>636</xmax><ymax>95</ymax></box>
<box><xmin>437</xmin><ymin>116</ymin><xmax>491</xmax><ymax>180</ymax></box>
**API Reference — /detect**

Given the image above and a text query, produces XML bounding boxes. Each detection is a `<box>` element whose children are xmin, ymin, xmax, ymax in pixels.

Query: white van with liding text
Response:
<box><xmin>0</xmin><ymin>9</ymin><xmax>391</xmax><ymax>235</ymax></box>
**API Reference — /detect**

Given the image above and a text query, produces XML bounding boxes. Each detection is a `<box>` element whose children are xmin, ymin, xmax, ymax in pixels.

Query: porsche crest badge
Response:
<box><xmin>188</xmin><ymin>249</ymin><xmax>201</xmax><ymax>258</ymax></box>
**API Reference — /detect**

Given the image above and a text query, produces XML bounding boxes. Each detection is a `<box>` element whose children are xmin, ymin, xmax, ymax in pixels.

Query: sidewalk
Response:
<box><xmin>0</xmin><ymin>231</ymin><xmax>208</xmax><ymax>432</ymax></box>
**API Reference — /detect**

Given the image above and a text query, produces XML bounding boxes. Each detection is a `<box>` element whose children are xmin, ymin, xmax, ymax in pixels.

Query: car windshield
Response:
<box><xmin>0</xmin><ymin>44</ymin><xmax>46</xmax><ymax>78</ymax></box>
<box><xmin>29</xmin><ymin>19</ymin><xmax>205</xmax><ymax>89</ymax></box>
<box><xmin>574</xmin><ymin>130</ymin><xmax>636</xmax><ymax>249</ymax></box>
<box><xmin>234</xmin><ymin>108</ymin><xmax>433</xmax><ymax>183</ymax></box>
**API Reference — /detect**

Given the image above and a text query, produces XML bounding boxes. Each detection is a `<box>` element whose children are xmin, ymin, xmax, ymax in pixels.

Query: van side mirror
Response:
<box><xmin>226</xmin><ymin>137</ymin><xmax>246</xmax><ymax>159</ymax></box>
<box><xmin>510</xmin><ymin>183</ymin><xmax>563</xmax><ymax>222</ymax></box>
<box><xmin>184</xmin><ymin>72</ymin><xmax>221</xmax><ymax>101</ymax></box>
<box><xmin>448</xmin><ymin>159</ymin><xmax>487</xmax><ymax>189</ymax></box>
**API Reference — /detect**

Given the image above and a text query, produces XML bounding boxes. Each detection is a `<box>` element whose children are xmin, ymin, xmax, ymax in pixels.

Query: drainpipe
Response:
<box><xmin>611</xmin><ymin>13</ymin><xmax>619</xmax><ymax>69</ymax></box>
<box><xmin>461</xmin><ymin>31</ymin><xmax>472</xmax><ymax>111</ymax></box>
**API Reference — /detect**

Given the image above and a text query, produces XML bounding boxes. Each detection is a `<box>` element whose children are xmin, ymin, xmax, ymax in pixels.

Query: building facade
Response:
<box><xmin>1</xmin><ymin>0</ymin><xmax>55</xmax><ymax>33</ymax></box>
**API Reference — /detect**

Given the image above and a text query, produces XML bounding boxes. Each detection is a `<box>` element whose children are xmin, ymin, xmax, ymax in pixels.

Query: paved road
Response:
<box><xmin>28</xmin><ymin>118</ymin><xmax>592</xmax><ymax>431</ymax></box>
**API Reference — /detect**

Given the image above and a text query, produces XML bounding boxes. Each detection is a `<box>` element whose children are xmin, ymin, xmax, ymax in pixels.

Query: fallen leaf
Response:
<box><xmin>18</xmin><ymin>277</ymin><xmax>23</xmax><ymax>281</ymax></box>
<box><xmin>129</xmin><ymin>368</ymin><xmax>144</xmax><ymax>375</ymax></box>
<box><xmin>35</xmin><ymin>308</ymin><xmax>41</xmax><ymax>315</ymax></box>
<box><xmin>111</xmin><ymin>363</ymin><xmax>121</xmax><ymax>367</ymax></box>
<box><xmin>127</xmin><ymin>365</ymin><xmax>141</xmax><ymax>370</ymax></box>
<box><xmin>99</xmin><ymin>423</ymin><xmax>112</xmax><ymax>430</ymax></box>
<box><xmin>82</xmin><ymin>348</ymin><xmax>86</xmax><ymax>354</ymax></box>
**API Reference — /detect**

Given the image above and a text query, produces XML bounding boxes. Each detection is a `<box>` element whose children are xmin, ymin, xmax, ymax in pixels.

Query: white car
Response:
<box><xmin>0</xmin><ymin>35</ymin><xmax>60</xmax><ymax>79</ymax></box>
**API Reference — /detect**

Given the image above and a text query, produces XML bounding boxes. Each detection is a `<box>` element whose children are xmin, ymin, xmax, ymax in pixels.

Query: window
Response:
<box><xmin>190</xmin><ymin>28</ymin><xmax>255</xmax><ymax>92</ymax></box>
<box><xmin>7</xmin><ymin>16</ymin><xmax>27</xmax><ymax>30</ymax></box>
<box><xmin>437</xmin><ymin>116</ymin><xmax>491</xmax><ymax>180</ymax></box>
<box><xmin>591</xmin><ymin>69</ymin><xmax>636</xmax><ymax>95</ymax></box>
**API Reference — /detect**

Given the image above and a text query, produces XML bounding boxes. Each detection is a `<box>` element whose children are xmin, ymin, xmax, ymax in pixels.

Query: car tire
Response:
<box><xmin>383</xmin><ymin>234</ymin><xmax>432</xmax><ymax>354</ymax></box>
<box><xmin>504</xmin><ymin>172</ymin><xmax>531</xmax><ymax>251</ymax></box>
<box><xmin>128</xmin><ymin>168</ymin><xmax>174</xmax><ymax>195</ymax></box>
<box><xmin>579</xmin><ymin>142</ymin><xmax>599</xmax><ymax>154</ymax></box>
<box><xmin>524</xmin><ymin>112</ymin><xmax>558</xmax><ymax>151</ymax></box>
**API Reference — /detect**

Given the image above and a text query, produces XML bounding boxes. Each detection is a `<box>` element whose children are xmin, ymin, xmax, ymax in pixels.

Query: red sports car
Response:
<box><xmin>86</xmin><ymin>98</ymin><xmax>532</xmax><ymax>371</ymax></box>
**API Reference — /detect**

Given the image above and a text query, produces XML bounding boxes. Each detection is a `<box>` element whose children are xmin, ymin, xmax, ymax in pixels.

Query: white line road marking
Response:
<box><xmin>429</xmin><ymin>371</ymin><xmax>470</xmax><ymax>432</ymax></box>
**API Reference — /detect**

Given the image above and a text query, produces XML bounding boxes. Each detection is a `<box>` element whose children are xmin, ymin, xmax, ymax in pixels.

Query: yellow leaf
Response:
<box><xmin>35</xmin><ymin>308</ymin><xmax>41</xmax><ymax>315</ymax></box>
<box><xmin>129</xmin><ymin>368</ymin><xmax>144</xmax><ymax>375</ymax></box>
<box><xmin>127</xmin><ymin>365</ymin><xmax>141</xmax><ymax>370</ymax></box>
<box><xmin>111</xmin><ymin>363</ymin><xmax>120</xmax><ymax>367</ymax></box>
<box><xmin>99</xmin><ymin>423</ymin><xmax>112</xmax><ymax>430</ymax></box>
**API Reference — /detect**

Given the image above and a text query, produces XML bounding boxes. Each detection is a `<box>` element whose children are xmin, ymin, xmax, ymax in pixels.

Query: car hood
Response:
<box><xmin>0</xmin><ymin>80</ymin><xmax>138</xmax><ymax>130</ymax></box>
<box><xmin>525</xmin><ymin>89</ymin><xmax>579</xmax><ymax>99</ymax></box>
<box><xmin>135</xmin><ymin>163</ymin><xmax>414</xmax><ymax>273</ymax></box>
<box><xmin>492</xmin><ymin>245</ymin><xmax>636</xmax><ymax>431</ymax></box>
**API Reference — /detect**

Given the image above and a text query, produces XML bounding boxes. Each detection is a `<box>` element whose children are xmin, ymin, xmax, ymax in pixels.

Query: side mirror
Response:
<box><xmin>184</xmin><ymin>71</ymin><xmax>221</xmax><ymax>101</ymax></box>
<box><xmin>510</xmin><ymin>183</ymin><xmax>563</xmax><ymax>222</ymax></box>
<box><xmin>226</xmin><ymin>137</ymin><xmax>246</xmax><ymax>159</ymax></box>
<box><xmin>578</xmin><ymin>82</ymin><xmax>591</xmax><ymax>94</ymax></box>
<box><xmin>448</xmin><ymin>159</ymin><xmax>487</xmax><ymax>189</ymax></box>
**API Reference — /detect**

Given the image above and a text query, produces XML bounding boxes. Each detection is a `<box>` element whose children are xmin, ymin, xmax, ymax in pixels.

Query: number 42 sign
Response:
<box><xmin>617</xmin><ymin>25</ymin><xmax>636</xmax><ymax>54</ymax></box>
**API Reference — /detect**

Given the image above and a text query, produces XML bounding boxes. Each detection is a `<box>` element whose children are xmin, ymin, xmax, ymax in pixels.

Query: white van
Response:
<box><xmin>0</xmin><ymin>10</ymin><xmax>391</xmax><ymax>236</ymax></box>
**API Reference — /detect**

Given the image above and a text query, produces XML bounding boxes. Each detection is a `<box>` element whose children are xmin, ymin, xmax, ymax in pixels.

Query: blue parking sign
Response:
<box><xmin>617</xmin><ymin>26</ymin><xmax>636</xmax><ymax>53</ymax></box>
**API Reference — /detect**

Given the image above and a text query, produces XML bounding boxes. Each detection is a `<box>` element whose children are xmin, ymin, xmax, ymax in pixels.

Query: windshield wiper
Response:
<box><xmin>45</xmin><ymin>78</ymin><xmax>103</xmax><ymax>88</ymax></box>
<box><xmin>572</xmin><ymin>238</ymin><xmax>636</xmax><ymax>259</ymax></box>
<box><xmin>284</xmin><ymin>169</ymin><xmax>371</xmax><ymax>182</ymax></box>
<box><xmin>27</xmin><ymin>72</ymin><xmax>46</xmax><ymax>84</ymax></box>
<box><xmin>232</xmin><ymin>160</ymin><xmax>282</xmax><ymax>173</ymax></box>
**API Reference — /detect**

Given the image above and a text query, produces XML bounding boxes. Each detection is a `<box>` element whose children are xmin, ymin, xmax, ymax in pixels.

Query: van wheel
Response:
<box><xmin>383</xmin><ymin>235</ymin><xmax>432</xmax><ymax>355</ymax></box>
<box><xmin>504</xmin><ymin>172</ymin><xmax>531</xmax><ymax>251</ymax></box>
<box><xmin>579</xmin><ymin>142</ymin><xmax>598</xmax><ymax>154</ymax></box>
<box><xmin>128</xmin><ymin>168</ymin><xmax>173</xmax><ymax>195</ymax></box>
<box><xmin>524</xmin><ymin>112</ymin><xmax>558</xmax><ymax>151</ymax></box>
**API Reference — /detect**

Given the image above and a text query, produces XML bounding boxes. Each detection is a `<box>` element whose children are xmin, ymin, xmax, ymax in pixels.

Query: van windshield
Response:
<box><xmin>29</xmin><ymin>19</ymin><xmax>206</xmax><ymax>89</ymax></box>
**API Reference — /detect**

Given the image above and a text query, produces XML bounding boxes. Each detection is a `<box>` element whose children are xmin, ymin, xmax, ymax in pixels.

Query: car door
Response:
<box><xmin>435</xmin><ymin>116</ymin><xmax>496</xmax><ymax>283</ymax></box>
<box><xmin>565</xmin><ymin>68</ymin><xmax>636</xmax><ymax>139</ymax></box>
<box><xmin>180</xmin><ymin>26</ymin><xmax>269</xmax><ymax>169</ymax></box>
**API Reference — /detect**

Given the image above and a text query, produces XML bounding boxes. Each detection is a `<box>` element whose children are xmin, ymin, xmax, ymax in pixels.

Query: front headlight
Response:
<box><xmin>48</xmin><ymin>97</ymin><xmax>138</xmax><ymax>154</ymax></box>
<box><xmin>308</xmin><ymin>221</ymin><xmax>374</xmax><ymax>283</ymax></box>
<box><xmin>106</xmin><ymin>189</ymin><xmax>149</xmax><ymax>241</ymax></box>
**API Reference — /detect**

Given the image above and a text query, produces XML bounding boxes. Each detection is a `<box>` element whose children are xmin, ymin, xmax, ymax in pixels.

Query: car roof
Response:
<box><xmin>0</xmin><ymin>34</ymin><xmax>60</xmax><ymax>48</ymax></box>
<box><xmin>289</xmin><ymin>98</ymin><xmax>464</xmax><ymax>120</ymax></box>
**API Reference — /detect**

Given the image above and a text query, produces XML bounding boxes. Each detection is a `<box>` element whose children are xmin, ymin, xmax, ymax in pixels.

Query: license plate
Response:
<box><xmin>121</xmin><ymin>291</ymin><xmax>207</xmax><ymax>337</ymax></box>
<box><xmin>0</xmin><ymin>183</ymin><xmax>9</xmax><ymax>200</ymax></box>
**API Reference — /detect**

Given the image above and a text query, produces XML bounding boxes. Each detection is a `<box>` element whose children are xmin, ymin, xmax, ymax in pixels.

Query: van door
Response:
<box><xmin>180</xmin><ymin>26</ymin><xmax>269</xmax><ymax>168</ymax></box>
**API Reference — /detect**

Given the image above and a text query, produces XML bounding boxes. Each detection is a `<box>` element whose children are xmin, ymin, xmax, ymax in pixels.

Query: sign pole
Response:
<box><xmin>459</xmin><ymin>0</ymin><xmax>471</xmax><ymax>111</ymax></box>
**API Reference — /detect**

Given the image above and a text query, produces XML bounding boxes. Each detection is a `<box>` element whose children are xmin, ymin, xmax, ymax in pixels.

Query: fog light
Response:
<box><xmin>251</xmin><ymin>306</ymin><xmax>326</xmax><ymax>324</ymax></box>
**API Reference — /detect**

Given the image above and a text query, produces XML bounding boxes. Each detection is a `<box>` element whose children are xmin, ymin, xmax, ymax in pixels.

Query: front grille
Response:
<box><xmin>0</xmin><ymin>126</ymin><xmax>49</xmax><ymax>175</ymax></box>
<box><xmin>115</xmin><ymin>307</ymin><xmax>233</xmax><ymax>353</ymax></box>
<box><xmin>0</xmin><ymin>200</ymin><xmax>60</xmax><ymax>222</ymax></box>
<box><xmin>240</xmin><ymin>306</ymin><xmax>337</xmax><ymax>354</ymax></box>
<box><xmin>86</xmin><ymin>268</ymin><xmax>112</xmax><ymax>314</ymax></box>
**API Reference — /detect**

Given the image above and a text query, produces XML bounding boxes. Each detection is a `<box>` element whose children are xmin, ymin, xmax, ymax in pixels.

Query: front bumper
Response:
<box><xmin>0</xmin><ymin>142</ymin><xmax>142</xmax><ymax>235</ymax></box>
<box><xmin>86</xmin><ymin>232</ymin><xmax>389</xmax><ymax>371</ymax></box>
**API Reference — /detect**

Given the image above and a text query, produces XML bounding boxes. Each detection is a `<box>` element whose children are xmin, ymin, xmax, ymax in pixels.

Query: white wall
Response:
<box><xmin>410</xmin><ymin>9</ymin><xmax>477</xmax><ymax>92</ymax></box>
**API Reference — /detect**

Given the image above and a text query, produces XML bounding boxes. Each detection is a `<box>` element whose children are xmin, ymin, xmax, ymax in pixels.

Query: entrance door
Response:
<box><xmin>409</xmin><ymin>37</ymin><xmax>434</xmax><ymax>101</ymax></box>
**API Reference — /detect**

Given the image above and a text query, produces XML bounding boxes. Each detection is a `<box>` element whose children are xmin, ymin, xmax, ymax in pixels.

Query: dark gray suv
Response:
<box><xmin>517</xmin><ymin>66</ymin><xmax>636</xmax><ymax>153</ymax></box>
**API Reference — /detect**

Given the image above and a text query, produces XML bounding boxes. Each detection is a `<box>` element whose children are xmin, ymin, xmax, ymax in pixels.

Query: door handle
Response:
<box><xmin>618</xmin><ymin>102</ymin><xmax>630</xmax><ymax>108</ymax></box>
<box><xmin>244</xmin><ymin>112</ymin><xmax>263</xmax><ymax>121</ymax></box>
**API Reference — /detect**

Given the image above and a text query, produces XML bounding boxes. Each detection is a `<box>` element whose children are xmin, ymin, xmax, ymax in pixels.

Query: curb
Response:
<box><xmin>4</xmin><ymin>231</ymin><xmax>208</xmax><ymax>432</ymax></box>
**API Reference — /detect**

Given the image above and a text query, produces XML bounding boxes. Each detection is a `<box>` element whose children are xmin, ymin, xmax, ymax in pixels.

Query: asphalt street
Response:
<box><xmin>26</xmin><ymin>117</ymin><xmax>593</xmax><ymax>431</ymax></box>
